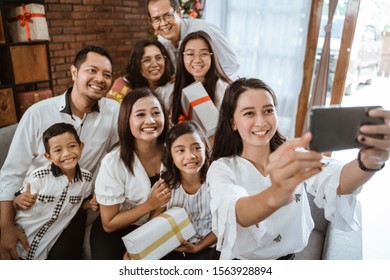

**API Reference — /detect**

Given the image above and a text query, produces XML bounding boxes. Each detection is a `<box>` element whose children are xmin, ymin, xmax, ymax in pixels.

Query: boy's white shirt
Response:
<box><xmin>15</xmin><ymin>165</ymin><xmax>93</xmax><ymax>260</ymax></box>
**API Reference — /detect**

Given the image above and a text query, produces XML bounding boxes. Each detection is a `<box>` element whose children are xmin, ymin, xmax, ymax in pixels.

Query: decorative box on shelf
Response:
<box><xmin>10</xmin><ymin>44</ymin><xmax>49</xmax><ymax>84</ymax></box>
<box><xmin>7</xmin><ymin>3</ymin><xmax>50</xmax><ymax>43</ymax></box>
<box><xmin>0</xmin><ymin>88</ymin><xmax>17</xmax><ymax>128</ymax></box>
<box><xmin>15</xmin><ymin>88</ymin><xmax>53</xmax><ymax>119</ymax></box>
<box><xmin>181</xmin><ymin>81</ymin><xmax>219</xmax><ymax>137</ymax></box>
<box><xmin>122</xmin><ymin>207</ymin><xmax>196</xmax><ymax>260</ymax></box>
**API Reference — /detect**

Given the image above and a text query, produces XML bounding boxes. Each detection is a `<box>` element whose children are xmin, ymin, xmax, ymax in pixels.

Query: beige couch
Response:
<box><xmin>0</xmin><ymin>123</ymin><xmax>362</xmax><ymax>259</ymax></box>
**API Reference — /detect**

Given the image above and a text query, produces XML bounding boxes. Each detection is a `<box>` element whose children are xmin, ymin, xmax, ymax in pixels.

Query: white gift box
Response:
<box><xmin>181</xmin><ymin>81</ymin><xmax>219</xmax><ymax>137</ymax></box>
<box><xmin>8</xmin><ymin>4</ymin><xmax>50</xmax><ymax>42</ymax></box>
<box><xmin>122</xmin><ymin>207</ymin><xmax>196</xmax><ymax>260</ymax></box>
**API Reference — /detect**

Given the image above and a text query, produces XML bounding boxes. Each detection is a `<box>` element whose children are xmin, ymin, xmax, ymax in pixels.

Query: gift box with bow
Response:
<box><xmin>8</xmin><ymin>4</ymin><xmax>50</xmax><ymax>42</ymax></box>
<box><xmin>180</xmin><ymin>81</ymin><xmax>219</xmax><ymax>137</ymax></box>
<box><xmin>122</xmin><ymin>207</ymin><xmax>196</xmax><ymax>260</ymax></box>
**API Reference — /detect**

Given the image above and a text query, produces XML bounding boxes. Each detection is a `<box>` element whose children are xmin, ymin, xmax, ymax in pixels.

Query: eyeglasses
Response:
<box><xmin>150</xmin><ymin>11</ymin><xmax>176</xmax><ymax>26</ymax></box>
<box><xmin>183</xmin><ymin>51</ymin><xmax>213</xmax><ymax>60</ymax></box>
<box><xmin>141</xmin><ymin>55</ymin><xmax>166</xmax><ymax>66</ymax></box>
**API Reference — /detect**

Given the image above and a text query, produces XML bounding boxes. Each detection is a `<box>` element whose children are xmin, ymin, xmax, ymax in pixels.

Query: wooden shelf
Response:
<box><xmin>0</xmin><ymin>0</ymin><xmax>52</xmax><ymax>126</ymax></box>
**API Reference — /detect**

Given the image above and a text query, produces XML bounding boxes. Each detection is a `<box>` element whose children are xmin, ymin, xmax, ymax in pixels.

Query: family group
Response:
<box><xmin>1</xmin><ymin>0</ymin><xmax>389</xmax><ymax>260</ymax></box>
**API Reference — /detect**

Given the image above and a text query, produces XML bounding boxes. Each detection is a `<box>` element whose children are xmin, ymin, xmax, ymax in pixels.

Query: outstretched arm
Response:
<box><xmin>338</xmin><ymin>108</ymin><xmax>390</xmax><ymax>194</ymax></box>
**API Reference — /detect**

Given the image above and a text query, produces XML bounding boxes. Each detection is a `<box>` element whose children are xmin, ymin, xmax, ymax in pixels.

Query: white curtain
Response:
<box><xmin>204</xmin><ymin>0</ymin><xmax>311</xmax><ymax>138</ymax></box>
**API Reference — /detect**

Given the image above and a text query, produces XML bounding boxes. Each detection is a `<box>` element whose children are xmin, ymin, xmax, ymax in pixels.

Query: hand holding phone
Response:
<box><xmin>309</xmin><ymin>105</ymin><xmax>384</xmax><ymax>152</ymax></box>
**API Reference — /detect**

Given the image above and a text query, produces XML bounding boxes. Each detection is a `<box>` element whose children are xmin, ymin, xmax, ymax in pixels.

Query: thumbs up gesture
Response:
<box><xmin>13</xmin><ymin>183</ymin><xmax>37</xmax><ymax>210</ymax></box>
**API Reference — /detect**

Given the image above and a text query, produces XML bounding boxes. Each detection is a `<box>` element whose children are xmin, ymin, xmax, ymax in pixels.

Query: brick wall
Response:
<box><xmin>45</xmin><ymin>0</ymin><xmax>151</xmax><ymax>95</ymax></box>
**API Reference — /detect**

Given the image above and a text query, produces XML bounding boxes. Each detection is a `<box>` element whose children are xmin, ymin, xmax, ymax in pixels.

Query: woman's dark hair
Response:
<box><xmin>171</xmin><ymin>30</ymin><xmax>232</xmax><ymax>124</ymax></box>
<box><xmin>118</xmin><ymin>88</ymin><xmax>169</xmax><ymax>174</ymax></box>
<box><xmin>43</xmin><ymin>122</ymin><xmax>81</xmax><ymax>153</ymax></box>
<box><xmin>161</xmin><ymin>120</ymin><xmax>210</xmax><ymax>189</ymax></box>
<box><xmin>211</xmin><ymin>78</ymin><xmax>286</xmax><ymax>162</ymax></box>
<box><xmin>124</xmin><ymin>39</ymin><xmax>174</xmax><ymax>89</ymax></box>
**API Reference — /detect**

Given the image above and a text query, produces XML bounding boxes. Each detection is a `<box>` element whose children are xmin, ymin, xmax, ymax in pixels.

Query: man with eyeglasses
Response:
<box><xmin>146</xmin><ymin>0</ymin><xmax>240</xmax><ymax>78</ymax></box>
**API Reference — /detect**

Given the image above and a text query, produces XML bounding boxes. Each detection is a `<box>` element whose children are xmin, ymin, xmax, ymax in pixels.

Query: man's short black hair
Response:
<box><xmin>73</xmin><ymin>45</ymin><xmax>113</xmax><ymax>69</ymax></box>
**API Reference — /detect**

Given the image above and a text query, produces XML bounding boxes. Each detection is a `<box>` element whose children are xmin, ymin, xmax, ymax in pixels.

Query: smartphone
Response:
<box><xmin>309</xmin><ymin>105</ymin><xmax>384</xmax><ymax>152</ymax></box>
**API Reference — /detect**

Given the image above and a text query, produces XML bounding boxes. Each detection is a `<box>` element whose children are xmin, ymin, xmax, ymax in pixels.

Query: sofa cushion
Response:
<box><xmin>0</xmin><ymin>123</ymin><xmax>18</xmax><ymax>169</ymax></box>
<box><xmin>294</xmin><ymin>229</ymin><xmax>325</xmax><ymax>260</ymax></box>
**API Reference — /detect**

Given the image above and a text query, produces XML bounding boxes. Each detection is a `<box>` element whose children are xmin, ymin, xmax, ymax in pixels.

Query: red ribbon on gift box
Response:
<box><xmin>178</xmin><ymin>95</ymin><xmax>211</xmax><ymax>123</ymax></box>
<box><xmin>9</xmin><ymin>4</ymin><xmax>46</xmax><ymax>41</ymax></box>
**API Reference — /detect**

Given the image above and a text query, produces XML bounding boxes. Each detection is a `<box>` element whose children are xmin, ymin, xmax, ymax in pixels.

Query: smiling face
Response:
<box><xmin>71</xmin><ymin>51</ymin><xmax>113</xmax><ymax>102</ymax></box>
<box><xmin>148</xmin><ymin>0</ymin><xmax>182</xmax><ymax>44</ymax></box>
<box><xmin>129</xmin><ymin>96</ymin><xmax>165</xmax><ymax>144</ymax></box>
<box><xmin>183</xmin><ymin>38</ymin><xmax>212</xmax><ymax>83</ymax></box>
<box><xmin>44</xmin><ymin>132</ymin><xmax>84</xmax><ymax>178</ymax></box>
<box><xmin>171</xmin><ymin>132</ymin><xmax>206</xmax><ymax>177</ymax></box>
<box><xmin>232</xmin><ymin>88</ymin><xmax>278</xmax><ymax>155</ymax></box>
<box><xmin>140</xmin><ymin>45</ymin><xmax>166</xmax><ymax>88</ymax></box>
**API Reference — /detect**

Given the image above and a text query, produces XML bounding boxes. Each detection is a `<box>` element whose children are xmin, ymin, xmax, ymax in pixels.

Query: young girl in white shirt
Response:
<box><xmin>207</xmin><ymin>78</ymin><xmax>390</xmax><ymax>260</ymax></box>
<box><xmin>151</xmin><ymin>120</ymin><xmax>217</xmax><ymax>259</ymax></box>
<box><xmin>90</xmin><ymin>88</ymin><xmax>172</xmax><ymax>260</ymax></box>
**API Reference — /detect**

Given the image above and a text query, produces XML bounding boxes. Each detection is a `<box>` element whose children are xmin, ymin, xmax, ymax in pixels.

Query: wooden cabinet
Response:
<box><xmin>0</xmin><ymin>0</ymin><xmax>52</xmax><ymax>127</ymax></box>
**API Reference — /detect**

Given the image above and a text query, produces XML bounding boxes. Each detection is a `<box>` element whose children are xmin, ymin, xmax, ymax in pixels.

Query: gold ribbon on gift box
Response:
<box><xmin>129</xmin><ymin>213</ymin><xmax>191</xmax><ymax>260</ymax></box>
<box><xmin>20</xmin><ymin>93</ymin><xmax>40</xmax><ymax>111</ymax></box>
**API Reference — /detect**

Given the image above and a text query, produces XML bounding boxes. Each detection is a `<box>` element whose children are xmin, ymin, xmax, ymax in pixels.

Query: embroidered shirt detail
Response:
<box><xmin>36</xmin><ymin>194</ymin><xmax>55</xmax><ymax>203</ymax></box>
<box><xmin>294</xmin><ymin>193</ymin><xmax>302</xmax><ymax>203</ymax></box>
<box><xmin>273</xmin><ymin>234</ymin><xmax>282</xmax><ymax>243</ymax></box>
<box><xmin>27</xmin><ymin>185</ymin><xmax>69</xmax><ymax>260</ymax></box>
<box><xmin>32</xmin><ymin>168</ymin><xmax>51</xmax><ymax>178</ymax></box>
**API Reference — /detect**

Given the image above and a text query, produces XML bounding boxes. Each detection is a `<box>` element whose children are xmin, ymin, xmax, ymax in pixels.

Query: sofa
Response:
<box><xmin>0</xmin><ymin>123</ymin><xmax>362</xmax><ymax>259</ymax></box>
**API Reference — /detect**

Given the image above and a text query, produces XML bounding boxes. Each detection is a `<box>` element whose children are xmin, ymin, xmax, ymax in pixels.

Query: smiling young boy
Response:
<box><xmin>14</xmin><ymin>122</ymin><xmax>97</xmax><ymax>260</ymax></box>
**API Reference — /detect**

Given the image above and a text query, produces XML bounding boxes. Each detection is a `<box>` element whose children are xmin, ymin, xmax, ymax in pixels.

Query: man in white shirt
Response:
<box><xmin>146</xmin><ymin>0</ymin><xmax>240</xmax><ymax>78</ymax></box>
<box><xmin>0</xmin><ymin>45</ymin><xmax>120</xmax><ymax>260</ymax></box>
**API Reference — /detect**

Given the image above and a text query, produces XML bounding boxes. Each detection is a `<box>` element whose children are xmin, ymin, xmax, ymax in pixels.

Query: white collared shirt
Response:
<box><xmin>0</xmin><ymin>89</ymin><xmax>119</xmax><ymax>200</ymax></box>
<box><xmin>15</xmin><ymin>165</ymin><xmax>93</xmax><ymax>260</ymax></box>
<box><xmin>95</xmin><ymin>148</ymin><xmax>164</xmax><ymax>226</ymax></box>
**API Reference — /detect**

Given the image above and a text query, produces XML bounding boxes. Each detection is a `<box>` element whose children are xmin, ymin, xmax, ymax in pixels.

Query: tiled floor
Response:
<box><xmin>331</xmin><ymin>76</ymin><xmax>390</xmax><ymax>259</ymax></box>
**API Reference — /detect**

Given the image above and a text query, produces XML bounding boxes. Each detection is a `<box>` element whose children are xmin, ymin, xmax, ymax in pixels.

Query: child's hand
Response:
<box><xmin>148</xmin><ymin>179</ymin><xmax>171</xmax><ymax>210</ymax></box>
<box><xmin>175</xmin><ymin>240</ymin><xmax>199</xmax><ymax>254</ymax></box>
<box><xmin>13</xmin><ymin>183</ymin><xmax>36</xmax><ymax>210</ymax></box>
<box><xmin>89</xmin><ymin>194</ymin><xmax>99</xmax><ymax>212</ymax></box>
